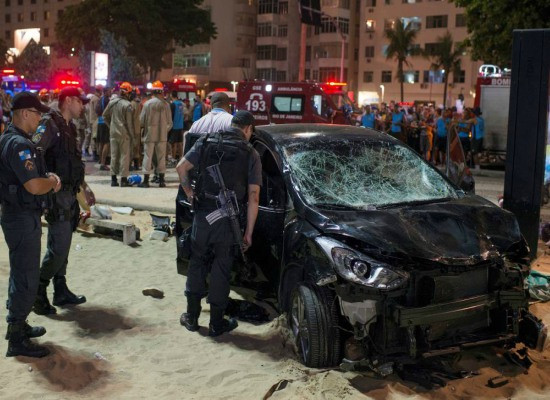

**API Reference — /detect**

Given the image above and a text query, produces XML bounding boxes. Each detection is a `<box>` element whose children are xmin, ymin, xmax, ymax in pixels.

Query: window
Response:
<box><xmin>173</xmin><ymin>53</ymin><xmax>211</xmax><ymax>68</ymax></box>
<box><xmin>384</xmin><ymin>19</ymin><xmax>395</xmax><ymax>30</ymax></box>
<box><xmin>381</xmin><ymin>70</ymin><xmax>392</xmax><ymax>83</ymax></box>
<box><xmin>257</xmin><ymin>22</ymin><xmax>273</xmax><ymax>37</ymax></box>
<box><xmin>312</xmin><ymin>70</ymin><xmax>319</xmax><ymax>80</ymax></box>
<box><xmin>366</xmin><ymin>0</ymin><xmax>376</xmax><ymax>5</ymax></box>
<box><xmin>271</xmin><ymin>95</ymin><xmax>304</xmax><ymax>114</ymax></box>
<box><xmin>455</xmin><ymin>14</ymin><xmax>467</xmax><ymax>27</ymax></box>
<box><xmin>363</xmin><ymin>71</ymin><xmax>373</xmax><ymax>83</ymax></box>
<box><xmin>365</xmin><ymin>19</ymin><xmax>375</xmax><ymax>31</ymax></box>
<box><xmin>305</xmin><ymin>69</ymin><xmax>310</xmax><ymax>80</ymax></box>
<box><xmin>320</xmin><ymin>67</ymin><xmax>346</xmax><ymax>82</ymax></box>
<box><xmin>238</xmin><ymin>58</ymin><xmax>250</xmax><ymax>68</ymax></box>
<box><xmin>277</xmin><ymin>47</ymin><xmax>287</xmax><ymax>61</ymax></box>
<box><xmin>17</xmin><ymin>0</ymin><xmax>22</xmax><ymax>4</ymax></box>
<box><xmin>402</xmin><ymin>0</ymin><xmax>421</xmax><ymax>2</ymax></box>
<box><xmin>340</xmin><ymin>0</ymin><xmax>350</xmax><ymax>8</ymax></box>
<box><xmin>305</xmin><ymin>45</ymin><xmax>311</xmax><ymax>61</ymax></box>
<box><xmin>453</xmin><ymin>69</ymin><xmax>465</xmax><ymax>83</ymax></box>
<box><xmin>5</xmin><ymin>0</ymin><xmax>10</xmax><ymax>6</ymax></box>
<box><xmin>31</xmin><ymin>0</ymin><xmax>36</xmax><ymax>3</ymax></box>
<box><xmin>403</xmin><ymin>70</ymin><xmax>419</xmax><ymax>83</ymax></box>
<box><xmin>423</xmin><ymin>69</ymin><xmax>445</xmax><ymax>83</ymax></box>
<box><xmin>257</xmin><ymin>68</ymin><xmax>276</xmax><ymax>80</ymax></box>
<box><xmin>258</xmin><ymin>0</ymin><xmax>277</xmax><ymax>14</ymax></box>
<box><xmin>279</xmin><ymin>1</ymin><xmax>288</xmax><ymax>14</ymax></box>
<box><xmin>30</xmin><ymin>12</ymin><xmax>37</xmax><ymax>22</ymax></box>
<box><xmin>43</xmin><ymin>28</ymin><xmax>49</xmax><ymax>37</ymax></box>
<box><xmin>17</xmin><ymin>13</ymin><xmax>23</xmax><ymax>22</ymax></box>
<box><xmin>426</xmin><ymin>15</ymin><xmax>447</xmax><ymax>29</ymax></box>
<box><xmin>257</xmin><ymin>45</ymin><xmax>276</xmax><ymax>60</ymax></box>
<box><xmin>278</xmin><ymin>25</ymin><xmax>287</xmax><ymax>37</ymax></box>
<box><xmin>320</xmin><ymin>16</ymin><xmax>349</xmax><ymax>34</ymax></box>
<box><xmin>365</xmin><ymin>46</ymin><xmax>374</xmax><ymax>58</ymax></box>
<box><xmin>424</xmin><ymin>42</ymin><xmax>443</xmax><ymax>55</ymax></box>
<box><xmin>401</xmin><ymin>16</ymin><xmax>421</xmax><ymax>30</ymax></box>
<box><xmin>57</xmin><ymin>9</ymin><xmax>63</xmax><ymax>17</ymax></box>
<box><xmin>5</xmin><ymin>14</ymin><xmax>10</xmax><ymax>23</ymax></box>
<box><xmin>354</xmin><ymin>48</ymin><xmax>358</xmax><ymax>61</ymax></box>
<box><xmin>5</xmin><ymin>30</ymin><xmax>11</xmax><ymax>40</ymax></box>
<box><xmin>385</xmin><ymin>0</ymin><xmax>391</xmax><ymax>4</ymax></box>
<box><xmin>276</xmin><ymin>70</ymin><xmax>286</xmax><ymax>81</ymax></box>
<box><xmin>44</xmin><ymin>11</ymin><xmax>50</xmax><ymax>20</ymax></box>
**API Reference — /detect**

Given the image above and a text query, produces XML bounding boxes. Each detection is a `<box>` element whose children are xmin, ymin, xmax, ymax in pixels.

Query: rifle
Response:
<box><xmin>204</xmin><ymin>163</ymin><xmax>248</xmax><ymax>262</ymax></box>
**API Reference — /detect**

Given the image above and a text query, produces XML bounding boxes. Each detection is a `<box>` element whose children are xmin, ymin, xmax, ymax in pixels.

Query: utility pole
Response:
<box><xmin>299</xmin><ymin>24</ymin><xmax>307</xmax><ymax>81</ymax></box>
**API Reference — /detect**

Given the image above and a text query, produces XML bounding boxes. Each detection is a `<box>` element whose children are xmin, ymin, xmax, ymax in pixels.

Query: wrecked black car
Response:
<box><xmin>176</xmin><ymin>124</ymin><xmax>546</xmax><ymax>371</ymax></box>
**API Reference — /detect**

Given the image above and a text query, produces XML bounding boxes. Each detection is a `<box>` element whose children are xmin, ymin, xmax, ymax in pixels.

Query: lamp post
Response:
<box><xmin>379</xmin><ymin>84</ymin><xmax>385</xmax><ymax>104</ymax></box>
<box><xmin>230</xmin><ymin>81</ymin><xmax>238</xmax><ymax>92</ymax></box>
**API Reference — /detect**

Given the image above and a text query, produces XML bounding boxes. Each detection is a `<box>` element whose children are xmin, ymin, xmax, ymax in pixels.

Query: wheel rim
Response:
<box><xmin>290</xmin><ymin>293</ymin><xmax>309</xmax><ymax>362</ymax></box>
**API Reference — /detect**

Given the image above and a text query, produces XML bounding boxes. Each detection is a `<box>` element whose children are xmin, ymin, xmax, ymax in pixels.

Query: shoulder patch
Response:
<box><xmin>24</xmin><ymin>160</ymin><xmax>35</xmax><ymax>171</ymax></box>
<box><xmin>32</xmin><ymin>125</ymin><xmax>46</xmax><ymax>143</ymax></box>
<box><xmin>18</xmin><ymin>149</ymin><xmax>32</xmax><ymax>160</ymax></box>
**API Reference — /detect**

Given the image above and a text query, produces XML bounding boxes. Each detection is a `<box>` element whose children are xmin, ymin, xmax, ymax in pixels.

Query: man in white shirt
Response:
<box><xmin>183</xmin><ymin>92</ymin><xmax>233</xmax><ymax>153</ymax></box>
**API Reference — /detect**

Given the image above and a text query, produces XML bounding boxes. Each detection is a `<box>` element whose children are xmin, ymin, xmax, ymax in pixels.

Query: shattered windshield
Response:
<box><xmin>282</xmin><ymin>138</ymin><xmax>458</xmax><ymax>209</ymax></box>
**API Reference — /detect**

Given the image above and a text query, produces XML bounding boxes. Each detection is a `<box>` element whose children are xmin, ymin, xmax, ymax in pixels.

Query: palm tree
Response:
<box><xmin>427</xmin><ymin>32</ymin><xmax>465</xmax><ymax>108</ymax></box>
<box><xmin>384</xmin><ymin>19</ymin><xmax>420</xmax><ymax>102</ymax></box>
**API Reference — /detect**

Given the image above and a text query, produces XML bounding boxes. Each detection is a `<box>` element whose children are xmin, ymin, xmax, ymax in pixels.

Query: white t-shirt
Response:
<box><xmin>188</xmin><ymin>108</ymin><xmax>233</xmax><ymax>134</ymax></box>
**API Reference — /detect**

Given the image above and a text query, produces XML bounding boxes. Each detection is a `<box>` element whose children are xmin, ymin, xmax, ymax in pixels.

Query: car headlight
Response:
<box><xmin>316</xmin><ymin>237</ymin><xmax>409</xmax><ymax>290</ymax></box>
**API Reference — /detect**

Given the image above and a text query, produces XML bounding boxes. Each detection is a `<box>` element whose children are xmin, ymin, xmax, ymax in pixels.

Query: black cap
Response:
<box><xmin>11</xmin><ymin>91</ymin><xmax>50</xmax><ymax>113</ymax></box>
<box><xmin>59</xmin><ymin>87</ymin><xmax>90</xmax><ymax>105</ymax></box>
<box><xmin>211</xmin><ymin>92</ymin><xmax>230</xmax><ymax>107</ymax></box>
<box><xmin>232</xmin><ymin>110</ymin><xmax>255</xmax><ymax>126</ymax></box>
<box><xmin>473</xmin><ymin>106</ymin><xmax>482</xmax><ymax>116</ymax></box>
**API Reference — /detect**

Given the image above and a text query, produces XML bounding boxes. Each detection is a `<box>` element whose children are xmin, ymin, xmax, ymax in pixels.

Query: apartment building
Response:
<box><xmin>357</xmin><ymin>0</ymin><xmax>482</xmax><ymax>106</ymax></box>
<box><xmin>1</xmin><ymin>0</ymin><xmax>79</xmax><ymax>68</ymax></box>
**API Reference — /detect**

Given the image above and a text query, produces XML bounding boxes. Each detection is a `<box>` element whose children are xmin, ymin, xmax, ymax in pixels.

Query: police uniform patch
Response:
<box><xmin>24</xmin><ymin>160</ymin><xmax>35</xmax><ymax>171</ymax></box>
<box><xmin>18</xmin><ymin>149</ymin><xmax>32</xmax><ymax>160</ymax></box>
<box><xmin>32</xmin><ymin>125</ymin><xmax>46</xmax><ymax>144</ymax></box>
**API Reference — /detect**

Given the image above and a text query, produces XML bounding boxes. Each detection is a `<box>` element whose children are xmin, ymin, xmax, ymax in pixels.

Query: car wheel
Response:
<box><xmin>289</xmin><ymin>284</ymin><xmax>341</xmax><ymax>368</ymax></box>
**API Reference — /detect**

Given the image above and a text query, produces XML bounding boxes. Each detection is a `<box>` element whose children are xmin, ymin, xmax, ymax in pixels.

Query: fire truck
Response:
<box><xmin>474</xmin><ymin>76</ymin><xmax>511</xmax><ymax>160</ymax></box>
<box><xmin>166</xmin><ymin>78</ymin><xmax>197</xmax><ymax>102</ymax></box>
<box><xmin>236</xmin><ymin>80</ymin><xmax>359</xmax><ymax>125</ymax></box>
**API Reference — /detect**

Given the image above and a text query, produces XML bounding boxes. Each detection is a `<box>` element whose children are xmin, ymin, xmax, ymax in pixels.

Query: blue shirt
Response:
<box><xmin>361</xmin><ymin>113</ymin><xmax>375</xmax><ymax>129</ymax></box>
<box><xmin>172</xmin><ymin>99</ymin><xmax>184</xmax><ymax>130</ymax></box>
<box><xmin>436</xmin><ymin>117</ymin><xmax>447</xmax><ymax>138</ymax></box>
<box><xmin>391</xmin><ymin>112</ymin><xmax>404</xmax><ymax>133</ymax></box>
<box><xmin>192</xmin><ymin>102</ymin><xmax>203</xmax><ymax>122</ymax></box>
<box><xmin>474</xmin><ymin>116</ymin><xmax>485</xmax><ymax>139</ymax></box>
<box><xmin>458</xmin><ymin>121</ymin><xmax>470</xmax><ymax>139</ymax></box>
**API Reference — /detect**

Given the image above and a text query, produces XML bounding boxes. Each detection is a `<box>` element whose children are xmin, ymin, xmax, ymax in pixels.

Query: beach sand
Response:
<box><xmin>1</xmin><ymin>209</ymin><xmax>550</xmax><ymax>400</ymax></box>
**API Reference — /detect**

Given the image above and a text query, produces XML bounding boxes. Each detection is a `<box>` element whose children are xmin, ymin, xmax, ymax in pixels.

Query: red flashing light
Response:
<box><xmin>324</xmin><ymin>81</ymin><xmax>347</xmax><ymax>86</ymax></box>
<box><xmin>214</xmin><ymin>88</ymin><xmax>229</xmax><ymax>92</ymax></box>
<box><xmin>1</xmin><ymin>68</ymin><xmax>15</xmax><ymax>75</ymax></box>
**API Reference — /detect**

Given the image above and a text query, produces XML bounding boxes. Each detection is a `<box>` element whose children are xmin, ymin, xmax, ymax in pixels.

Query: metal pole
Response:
<box><xmin>340</xmin><ymin>33</ymin><xmax>345</xmax><ymax>82</ymax></box>
<box><xmin>299</xmin><ymin>23</ymin><xmax>307</xmax><ymax>81</ymax></box>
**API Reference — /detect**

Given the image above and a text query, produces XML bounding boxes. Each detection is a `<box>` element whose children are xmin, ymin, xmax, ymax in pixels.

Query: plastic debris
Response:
<box><xmin>90</xmin><ymin>205</ymin><xmax>112</xmax><ymax>220</ymax></box>
<box><xmin>149</xmin><ymin>230</ymin><xmax>169</xmax><ymax>241</ymax></box>
<box><xmin>526</xmin><ymin>270</ymin><xmax>550</xmax><ymax>301</ymax></box>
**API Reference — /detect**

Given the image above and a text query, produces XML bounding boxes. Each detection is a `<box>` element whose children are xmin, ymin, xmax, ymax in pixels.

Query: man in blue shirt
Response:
<box><xmin>472</xmin><ymin>107</ymin><xmax>484</xmax><ymax>168</ymax></box>
<box><xmin>169</xmin><ymin>92</ymin><xmax>185</xmax><ymax>161</ymax></box>
<box><xmin>390</xmin><ymin>104</ymin><xmax>406</xmax><ymax>142</ymax></box>
<box><xmin>361</xmin><ymin>105</ymin><xmax>375</xmax><ymax>129</ymax></box>
<box><xmin>433</xmin><ymin>108</ymin><xmax>449</xmax><ymax>165</ymax></box>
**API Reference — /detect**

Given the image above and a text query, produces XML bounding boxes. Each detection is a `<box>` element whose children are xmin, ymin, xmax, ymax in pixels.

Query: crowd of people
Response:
<box><xmin>1</xmin><ymin>84</ymin><xmax>213</xmax><ymax>188</ymax></box>
<box><xmin>358</xmin><ymin>100</ymin><xmax>485</xmax><ymax>169</ymax></box>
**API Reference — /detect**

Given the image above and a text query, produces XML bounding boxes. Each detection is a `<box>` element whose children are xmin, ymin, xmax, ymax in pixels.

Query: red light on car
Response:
<box><xmin>325</xmin><ymin>81</ymin><xmax>347</xmax><ymax>86</ymax></box>
<box><xmin>1</xmin><ymin>68</ymin><xmax>15</xmax><ymax>75</ymax></box>
<box><xmin>214</xmin><ymin>88</ymin><xmax>229</xmax><ymax>92</ymax></box>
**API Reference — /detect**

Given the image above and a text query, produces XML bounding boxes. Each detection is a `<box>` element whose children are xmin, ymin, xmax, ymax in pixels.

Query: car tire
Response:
<box><xmin>289</xmin><ymin>284</ymin><xmax>341</xmax><ymax>368</ymax></box>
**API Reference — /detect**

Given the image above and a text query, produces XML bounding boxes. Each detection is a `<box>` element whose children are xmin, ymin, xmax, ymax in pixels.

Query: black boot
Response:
<box><xmin>120</xmin><ymin>177</ymin><xmax>130</xmax><ymax>187</ymax></box>
<box><xmin>208</xmin><ymin>306</ymin><xmax>238</xmax><ymax>337</ymax></box>
<box><xmin>111</xmin><ymin>175</ymin><xmax>119</xmax><ymax>187</ymax></box>
<box><xmin>133</xmin><ymin>159</ymin><xmax>140</xmax><ymax>171</ymax></box>
<box><xmin>33</xmin><ymin>280</ymin><xmax>57</xmax><ymax>315</ymax></box>
<box><xmin>6</xmin><ymin>322</ymin><xmax>50</xmax><ymax>358</ymax></box>
<box><xmin>4</xmin><ymin>321</ymin><xmax>46</xmax><ymax>340</ymax></box>
<box><xmin>138</xmin><ymin>174</ymin><xmax>150</xmax><ymax>188</ymax></box>
<box><xmin>52</xmin><ymin>276</ymin><xmax>86</xmax><ymax>306</ymax></box>
<box><xmin>180</xmin><ymin>295</ymin><xmax>201</xmax><ymax>332</ymax></box>
<box><xmin>158</xmin><ymin>173</ymin><xmax>166</xmax><ymax>188</ymax></box>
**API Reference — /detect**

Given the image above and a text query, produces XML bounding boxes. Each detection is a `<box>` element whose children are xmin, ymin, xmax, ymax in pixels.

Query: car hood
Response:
<box><xmin>307</xmin><ymin>196</ymin><xmax>524</xmax><ymax>265</ymax></box>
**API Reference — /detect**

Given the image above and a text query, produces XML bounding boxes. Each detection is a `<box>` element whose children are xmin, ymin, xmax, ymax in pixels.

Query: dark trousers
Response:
<box><xmin>40</xmin><ymin>218</ymin><xmax>73</xmax><ymax>281</ymax></box>
<box><xmin>186</xmin><ymin>211</ymin><xmax>235</xmax><ymax>318</ymax></box>
<box><xmin>1</xmin><ymin>211</ymin><xmax>42</xmax><ymax>323</ymax></box>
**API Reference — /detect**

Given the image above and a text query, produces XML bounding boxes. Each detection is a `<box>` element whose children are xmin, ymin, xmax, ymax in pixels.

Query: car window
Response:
<box><xmin>254</xmin><ymin>141</ymin><xmax>286</xmax><ymax>208</ymax></box>
<box><xmin>271</xmin><ymin>95</ymin><xmax>304</xmax><ymax>115</ymax></box>
<box><xmin>282</xmin><ymin>139</ymin><xmax>458</xmax><ymax>209</ymax></box>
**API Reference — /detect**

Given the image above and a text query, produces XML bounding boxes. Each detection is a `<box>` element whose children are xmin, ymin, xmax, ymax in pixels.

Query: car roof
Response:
<box><xmin>254</xmin><ymin>124</ymin><xmax>395</xmax><ymax>146</ymax></box>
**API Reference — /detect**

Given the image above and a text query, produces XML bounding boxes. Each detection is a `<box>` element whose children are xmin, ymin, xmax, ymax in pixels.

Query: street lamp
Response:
<box><xmin>379</xmin><ymin>84</ymin><xmax>385</xmax><ymax>104</ymax></box>
<box><xmin>230</xmin><ymin>81</ymin><xmax>238</xmax><ymax>92</ymax></box>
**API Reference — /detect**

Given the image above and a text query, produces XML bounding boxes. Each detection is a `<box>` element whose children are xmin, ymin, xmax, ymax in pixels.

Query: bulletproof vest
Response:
<box><xmin>0</xmin><ymin>131</ymin><xmax>50</xmax><ymax>213</ymax></box>
<box><xmin>43</xmin><ymin>112</ymin><xmax>85</xmax><ymax>194</ymax></box>
<box><xmin>196</xmin><ymin>132</ymin><xmax>252</xmax><ymax>208</ymax></box>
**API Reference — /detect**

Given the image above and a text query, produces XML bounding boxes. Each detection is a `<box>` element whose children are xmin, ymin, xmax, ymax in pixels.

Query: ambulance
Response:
<box><xmin>237</xmin><ymin>80</ymin><xmax>359</xmax><ymax>125</ymax></box>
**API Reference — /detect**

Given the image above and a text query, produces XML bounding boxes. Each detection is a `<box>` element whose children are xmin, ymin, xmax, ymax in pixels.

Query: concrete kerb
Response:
<box><xmin>96</xmin><ymin>199</ymin><xmax>176</xmax><ymax>215</ymax></box>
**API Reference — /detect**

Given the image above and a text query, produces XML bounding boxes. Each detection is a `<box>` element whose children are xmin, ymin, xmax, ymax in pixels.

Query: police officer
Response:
<box><xmin>0</xmin><ymin>92</ymin><xmax>61</xmax><ymax>357</ymax></box>
<box><xmin>176</xmin><ymin>110</ymin><xmax>261</xmax><ymax>336</ymax></box>
<box><xmin>33</xmin><ymin>87</ymin><xmax>96</xmax><ymax>316</ymax></box>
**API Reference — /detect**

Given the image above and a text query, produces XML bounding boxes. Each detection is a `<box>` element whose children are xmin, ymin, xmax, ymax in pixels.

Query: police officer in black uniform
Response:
<box><xmin>0</xmin><ymin>92</ymin><xmax>61</xmax><ymax>357</ymax></box>
<box><xmin>32</xmin><ymin>87</ymin><xmax>96</xmax><ymax>315</ymax></box>
<box><xmin>176</xmin><ymin>111</ymin><xmax>261</xmax><ymax>336</ymax></box>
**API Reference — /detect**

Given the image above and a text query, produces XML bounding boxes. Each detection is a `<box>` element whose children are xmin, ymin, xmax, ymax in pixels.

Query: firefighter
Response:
<box><xmin>102</xmin><ymin>82</ymin><xmax>135</xmax><ymax>187</ymax></box>
<box><xmin>139</xmin><ymin>81</ymin><xmax>172</xmax><ymax>188</ymax></box>
<box><xmin>33</xmin><ymin>87</ymin><xmax>96</xmax><ymax>315</ymax></box>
